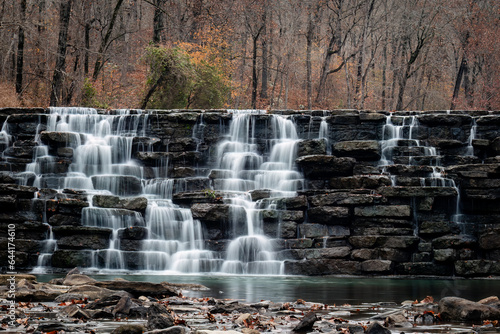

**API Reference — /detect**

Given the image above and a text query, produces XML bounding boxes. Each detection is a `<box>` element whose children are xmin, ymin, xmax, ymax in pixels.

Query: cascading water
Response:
<box><xmin>13</xmin><ymin>107</ymin><xmax>303</xmax><ymax>275</ymax></box>
<box><xmin>17</xmin><ymin>107</ymin><xmax>219</xmax><ymax>273</ymax></box>
<box><xmin>379</xmin><ymin>113</ymin><xmax>467</xmax><ymax>234</ymax></box>
<box><xmin>215</xmin><ymin>110</ymin><xmax>303</xmax><ymax>274</ymax></box>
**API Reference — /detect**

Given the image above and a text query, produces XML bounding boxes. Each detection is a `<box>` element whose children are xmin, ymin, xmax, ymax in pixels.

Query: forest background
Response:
<box><xmin>1</xmin><ymin>0</ymin><xmax>499</xmax><ymax>111</ymax></box>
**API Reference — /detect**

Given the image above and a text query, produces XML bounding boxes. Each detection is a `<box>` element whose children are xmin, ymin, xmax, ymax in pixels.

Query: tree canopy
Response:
<box><xmin>1</xmin><ymin>0</ymin><xmax>499</xmax><ymax>110</ymax></box>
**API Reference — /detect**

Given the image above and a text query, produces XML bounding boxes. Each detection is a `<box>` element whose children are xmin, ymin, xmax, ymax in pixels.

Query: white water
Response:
<box><xmin>216</xmin><ymin>111</ymin><xmax>303</xmax><ymax>274</ymax></box>
<box><xmin>14</xmin><ymin>107</ymin><xmax>304</xmax><ymax>275</ymax></box>
<box><xmin>379</xmin><ymin>113</ymin><xmax>466</xmax><ymax>234</ymax></box>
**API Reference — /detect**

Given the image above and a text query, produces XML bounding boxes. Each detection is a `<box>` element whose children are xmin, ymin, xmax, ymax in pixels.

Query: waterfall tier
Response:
<box><xmin>1</xmin><ymin>108</ymin><xmax>500</xmax><ymax>277</ymax></box>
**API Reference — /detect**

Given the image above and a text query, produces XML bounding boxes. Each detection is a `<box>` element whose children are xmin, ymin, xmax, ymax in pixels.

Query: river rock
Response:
<box><xmin>61</xmin><ymin>304</ymin><xmax>91</xmax><ymax>319</ymax></box>
<box><xmin>68</xmin><ymin>285</ymin><xmax>116</xmax><ymax>300</ymax></box>
<box><xmin>145</xmin><ymin>326</ymin><xmax>188</xmax><ymax>334</ymax></box>
<box><xmin>112</xmin><ymin>325</ymin><xmax>146</xmax><ymax>334</ymax></box>
<box><xmin>365</xmin><ymin>322</ymin><xmax>391</xmax><ymax>334</ymax></box>
<box><xmin>332</xmin><ymin>140</ymin><xmax>381</xmax><ymax>161</ymax></box>
<box><xmin>147</xmin><ymin>304</ymin><xmax>175</xmax><ymax>330</ymax></box>
<box><xmin>91</xmin><ymin>281</ymin><xmax>178</xmax><ymax>298</ymax></box>
<box><xmin>63</xmin><ymin>274</ymin><xmax>97</xmax><ymax>286</ymax></box>
<box><xmin>292</xmin><ymin>311</ymin><xmax>318</xmax><ymax>332</ymax></box>
<box><xmin>439</xmin><ymin>296</ymin><xmax>500</xmax><ymax>321</ymax></box>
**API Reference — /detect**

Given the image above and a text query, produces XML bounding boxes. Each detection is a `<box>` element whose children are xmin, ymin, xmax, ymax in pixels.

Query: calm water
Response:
<box><xmin>35</xmin><ymin>274</ymin><xmax>500</xmax><ymax>305</ymax></box>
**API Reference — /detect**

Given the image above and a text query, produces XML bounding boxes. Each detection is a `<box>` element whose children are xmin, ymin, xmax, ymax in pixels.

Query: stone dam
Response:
<box><xmin>1</xmin><ymin>107</ymin><xmax>500</xmax><ymax>277</ymax></box>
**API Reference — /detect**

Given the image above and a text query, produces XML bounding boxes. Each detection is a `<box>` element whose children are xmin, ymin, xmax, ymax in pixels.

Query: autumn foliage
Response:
<box><xmin>1</xmin><ymin>0</ymin><xmax>499</xmax><ymax>110</ymax></box>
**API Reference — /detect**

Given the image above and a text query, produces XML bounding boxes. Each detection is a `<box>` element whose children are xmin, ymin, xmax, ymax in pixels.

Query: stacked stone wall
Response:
<box><xmin>1</xmin><ymin>108</ymin><xmax>500</xmax><ymax>276</ymax></box>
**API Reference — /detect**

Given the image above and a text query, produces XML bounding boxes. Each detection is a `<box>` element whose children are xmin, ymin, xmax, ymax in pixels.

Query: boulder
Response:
<box><xmin>439</xmin><ymin>296</ymin><xmax>500</xmax><ymax>321</ymax></box>
<box><xmin>332</xmin><ymin>140</ymin><xmax>381</xmax><ymax>161</ymax></box>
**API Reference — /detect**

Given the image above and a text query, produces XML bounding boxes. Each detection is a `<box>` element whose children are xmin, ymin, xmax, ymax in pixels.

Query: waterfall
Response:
<box><xmin>379</xmin><ymin>113</ymin><xmax>467</xmax><ymax>234</ymax></box>
<box><xmin>215</xmin><ymin>111</ymin><xmax>303</xmax><ymax>274</ymax></box>
<box><xmin>17</xmin><ymin>107</ymin><xmax>219</xmax><ymax>273</ymax></box>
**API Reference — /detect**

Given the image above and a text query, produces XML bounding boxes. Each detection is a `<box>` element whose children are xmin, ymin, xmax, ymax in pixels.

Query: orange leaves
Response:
<box><xmin>206</xmin><ymin>312</ymin><xmax>217</xmax><ymax>323</ymax></box>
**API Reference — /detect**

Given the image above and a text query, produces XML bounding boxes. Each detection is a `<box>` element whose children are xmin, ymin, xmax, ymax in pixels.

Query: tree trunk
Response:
<box><xmin>354</xmin><ymin>0</ymin><xmax>375</xmax><ymax>109</ymax></box>
<box><xmin>260</xmin><ymin>9</ymin><xmax>268</xmax><ymax>100</ymax></box>
<box><xmin>50</xmin><ymin>0</ymin><xmax>73</xmax><ymax>106</ymax></box>
<box><xmin>306</xmin><ymin>11</ymin><xmax>313</xmax><ymax>110</ymax></box>
<box><xmin>15</xmin><ymin>0</ymin><xmax>26</xmax><ymax>95</ymax></box>
<box><xmin>84</xmin><ymin>22</ymin><xmax>90</xmax><ymax>76</ymax></box>
<box><xmin>316</xmin><ymin>35</ymin><xmax>336</xmax><ymax>103</ymax></box>
<box><xmin>92</xmin><ymin>0</ymin><xmax>125</xmax><ymax>81</ymax></box>
<box><xmin>152</xmin><ymin>0</ymin><xmax>166</xmax><ymax>44</ymax></box>
<box><xmin>395</xmin><ymin>61</ymin><xmax>410</xmax><ymax>111</ymax></box>
<box><xmin>251</xmin><ymin>34</ymin><xmax>259</xmax><ymax>109</ymax></box>
<box><xmin>450</xmin><ymin>56</ymin><xmax>467</xmax><ymax>110</ymax></box>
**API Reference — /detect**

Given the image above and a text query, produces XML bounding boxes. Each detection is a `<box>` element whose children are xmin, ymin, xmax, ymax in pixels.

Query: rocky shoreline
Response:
<box><xmin>1</xmin><ymin>271</ymin><xmax>500</xmax><ymax>334</ymax></box>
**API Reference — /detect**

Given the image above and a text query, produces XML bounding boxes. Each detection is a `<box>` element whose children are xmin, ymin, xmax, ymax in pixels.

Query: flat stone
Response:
<box><xmin>191</xmin><ymin>203</ymin><xmax>230</xmax><ymax>222</ymax></box>
<box><xmin>92</xmin><ymin>195</ymin><xmax>147</xmax><ymax>212</ymax></box>
<box><xmin>432</xmin><ymin>235</ymin><xmax>477</xmax><ymax>249</ymax></box>
<box><xmin>297</xmin><ymin>139</ymin><xmax>327</xmax><ymax>157</ymax></box>
<box><xmin>296</xmin><ymin>155</ymin><xmax>355</xmax><ymax>178</ymax></box>
<box><xmin>307</xmin><ymin>206</ymin><xmax>350</xmax><ymax>224</ymax></box>
<box><xmin>433</xmin><ymin>249</ymin><xmax>456</xmax><ymax>262</ymax></box>
<box><xmin>479</xmin><ymin>229</ymin><xmax>500</xmax><ymax>250</ymax></box>
<box><xmin>379</xmin><ymin>186</ymin><xmax>457</xmax><ymax>197</ymax></box>
<box><xmin>332</xmin><ymin>140</ymin><xmax>381</xmax><ymax>161</ymax></box>
<box><xmin>354</xmin><ymin>205</ymin><xmax>411</xmax><ymax>217</ymax></box>
<box><xmin>361</xmin><ymin>259</ymin><xmax>393</xmax><ymax>273</ymax></box>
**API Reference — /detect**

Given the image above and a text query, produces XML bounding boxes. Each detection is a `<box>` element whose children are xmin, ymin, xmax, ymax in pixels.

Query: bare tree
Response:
<box><xmin>50</xmin><ymin>0</ymin><xmax>73</xmax><ymax>106</ymax></box>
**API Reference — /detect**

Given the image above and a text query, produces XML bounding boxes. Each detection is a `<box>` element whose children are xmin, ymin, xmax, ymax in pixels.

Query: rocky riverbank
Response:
<box><xmin>1</xmin><ymin>271</ymin><xmax>500</xmax><ymax>333</ymax></box>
